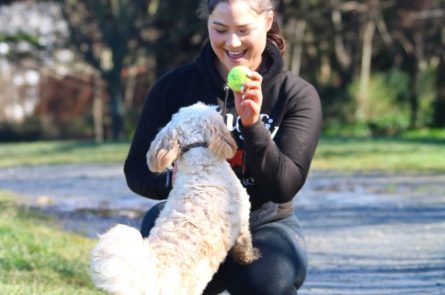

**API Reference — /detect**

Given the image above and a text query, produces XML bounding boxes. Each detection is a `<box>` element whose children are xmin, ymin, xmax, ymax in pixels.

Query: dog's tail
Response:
<box><xmin>91</xmin><ymin>224</ymin><xmax>157</xmax><ymax>295</ymax></box>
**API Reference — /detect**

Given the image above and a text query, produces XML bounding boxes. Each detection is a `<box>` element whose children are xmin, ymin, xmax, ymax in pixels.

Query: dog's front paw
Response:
<box><xmin>231</xmin><ymin>246</ymin><xmax>261</xmax><ymax>265</ymax></box>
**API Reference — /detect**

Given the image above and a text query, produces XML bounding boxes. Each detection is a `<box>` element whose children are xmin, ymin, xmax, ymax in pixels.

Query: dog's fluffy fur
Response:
<box><xmin>91</xmin><ymin>102</ymin><xmax>260</xmax><ymax>295</ymax></box>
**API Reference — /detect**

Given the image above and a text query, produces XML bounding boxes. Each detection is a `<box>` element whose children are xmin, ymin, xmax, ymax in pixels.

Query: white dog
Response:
<box><xmin>91</xmin><ymin>102</ymin><xmax>260</xmax><ymax>295</ymax></box>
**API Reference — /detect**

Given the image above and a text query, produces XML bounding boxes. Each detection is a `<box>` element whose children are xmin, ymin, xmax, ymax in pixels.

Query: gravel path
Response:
<box><xmin>297</xmin><ymin>172</ymin><xmax>445</xmax><ymax>295</ymax></box>
<box><xmin>1</xmin><ymin>165</ymin><xmax>444</xmax><ymax>294</ymax></box>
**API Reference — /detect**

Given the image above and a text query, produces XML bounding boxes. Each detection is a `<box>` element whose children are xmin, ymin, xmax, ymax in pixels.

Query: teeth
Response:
<box><xmin>227</xmin><ymin>50</ymin><xmax>244</xmax><ymax>58</ymax></box>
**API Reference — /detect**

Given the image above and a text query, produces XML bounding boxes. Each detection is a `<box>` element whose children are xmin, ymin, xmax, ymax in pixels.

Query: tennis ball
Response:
<box><xmin>227</xmin><ymin>65</ymin><xmax>251</xmax><ymax>92</ymax></box>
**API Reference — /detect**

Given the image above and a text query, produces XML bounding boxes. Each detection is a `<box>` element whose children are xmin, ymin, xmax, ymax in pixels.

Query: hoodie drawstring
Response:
<box><xmin>222</xmin><ymin>84</ymin><xmax>230</xmax><ymax>119</ymax></box>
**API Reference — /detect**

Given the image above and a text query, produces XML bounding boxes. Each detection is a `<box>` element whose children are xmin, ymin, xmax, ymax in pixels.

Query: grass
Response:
<box><xmin>0</xmin><ymin>140</ymin><xmax>129</xmax><ymax>167</ymax></box>
<box><xmin>0</xmin><ymin>137</ymin><xmax>444</xmax><ymax>172</ymax></box>
<box><xmin>0</xmin><ymin>191</ymin><xmax>103</xmax><ymax>295</ymax></box>
<box><xmin>313</xmin><ymin>136</ymin><xmax>445</xmax><ymax>172</ymax></box>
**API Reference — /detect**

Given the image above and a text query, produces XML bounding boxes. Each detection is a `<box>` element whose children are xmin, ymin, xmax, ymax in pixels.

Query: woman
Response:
<box><xmin>124</xmin><ymin>0</ymin><xmax>322</xmax><ymax>293</ymax></box>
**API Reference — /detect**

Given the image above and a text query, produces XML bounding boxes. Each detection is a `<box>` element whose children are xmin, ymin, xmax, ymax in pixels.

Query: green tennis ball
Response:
<box><xmin>227</xmin><ymin>66</ymin><xmax>251</xmax><ymax>92</ymax></box>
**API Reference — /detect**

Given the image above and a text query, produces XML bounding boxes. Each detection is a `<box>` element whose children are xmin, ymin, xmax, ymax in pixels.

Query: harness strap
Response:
<box><xmin>181</xmin><ymin>142</ymin><xmax>209</xmax><ymax>154</ymax></box>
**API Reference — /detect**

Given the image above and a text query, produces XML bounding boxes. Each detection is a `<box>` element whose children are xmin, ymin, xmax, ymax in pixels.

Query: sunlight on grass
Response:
<box><xmin>312</xmin><ymin>137</ymin><xmax>445</xmax><ymax>172</ymax></box>
<box><xmin>0</xmin><ymin>191</ymin><xmax>103</xmax><ymax>295</ymax></box>
<box><xmin>0</xmin><ymin>140</ymin><xmax>129</xmax><ymax>167</ymax></box>
<box><xmin>0</xmin><ymin>138</ymin><xmax>444</xmax><ymax>172</ymax></box>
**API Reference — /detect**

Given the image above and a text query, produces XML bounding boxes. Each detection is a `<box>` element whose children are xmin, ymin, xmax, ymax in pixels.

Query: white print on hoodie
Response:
<box><xmin>224</xmin><ymin>113</ymin><xmax>280</xmax><ymax>140</ymax></box>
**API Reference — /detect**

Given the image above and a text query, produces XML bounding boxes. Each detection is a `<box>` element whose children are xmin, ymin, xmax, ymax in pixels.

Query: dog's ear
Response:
<box><xmin>208</xmin><ymin>117</ymin><xmax>237</xmax><ymax>159</ymax></box>
<box><xmin>147</xmin><ymin>125</ymin><xmax>181</xmax><ymax>172</ymax></box>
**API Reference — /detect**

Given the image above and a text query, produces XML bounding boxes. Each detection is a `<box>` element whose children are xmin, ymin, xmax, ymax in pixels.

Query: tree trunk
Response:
<box><xmin>405</xmin><ymin>29</ymin><xmax>423</xmax><ymax>129</ymax></box>
<box><xmin>433</xmin><ymin>50</ymin><xmax>445</xmax><ymax>127</ymax></box>
<box><xmin>406</xmin><ymin>53</ymin><xmax>418</xmax><ymax>128</ymax></box>
<box><xmin>105</xmin><ymin>69</ymin><xmax>124</xmax><ymax>140</ymax></box>
<box><xmin>124</xmin><ymin>66</ymin><xmax>138</xmax><ymax>112</ymax></box>
<box><xmin>93</xmin><ymin>71</ymin><xmax>104</xmax><ymax>143</ymax></box>
<box><xmin>357</xmin><ymin>15</ymin><xmax>376</xmax><ymax>121</ymax></box>
<box><xmin>394</xmin><ymin>30</ymin><xmax>420</xmax><ymax>129</ymax></box>
<box><xmin>331</xmin><ymin>5</ymin><xmax>352</xmax><ymax>71</ymax></box>
<box><xmin>287</xmin><ymin>18</ymin><xmax>306</xmax><ymax>76</ymax></box>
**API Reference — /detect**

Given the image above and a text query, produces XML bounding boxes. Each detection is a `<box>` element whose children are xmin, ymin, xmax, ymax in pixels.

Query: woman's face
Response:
<box><xmin>208</xmin><ymin>1</ymin><xmax>273</xmax><ymax>78</ymax></box>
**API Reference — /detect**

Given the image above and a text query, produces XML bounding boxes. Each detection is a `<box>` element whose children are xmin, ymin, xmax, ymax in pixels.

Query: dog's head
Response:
<box><xmin>147</xmin><ymin>102</ymin><xmax>237</xmax><ymax>172</ymax></box>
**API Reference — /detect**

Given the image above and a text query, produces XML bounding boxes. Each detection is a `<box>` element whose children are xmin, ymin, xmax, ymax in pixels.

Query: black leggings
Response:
<box><xmin>140</xmin><ymin>202</ymin><xmax>308</xmax><ymax>295</ymax></box>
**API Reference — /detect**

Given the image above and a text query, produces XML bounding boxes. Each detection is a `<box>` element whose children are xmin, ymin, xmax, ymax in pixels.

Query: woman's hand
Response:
<box><xmin>233</xmin><ymin>71</ymin><xmax>263</xmax><ymax>127</ymax></box>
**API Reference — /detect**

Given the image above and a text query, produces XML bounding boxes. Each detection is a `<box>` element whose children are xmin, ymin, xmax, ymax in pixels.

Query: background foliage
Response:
<box><xmin>0</xmin><ymin>0</ymin><xmax>444</xmax><ymax>141</ymax></box>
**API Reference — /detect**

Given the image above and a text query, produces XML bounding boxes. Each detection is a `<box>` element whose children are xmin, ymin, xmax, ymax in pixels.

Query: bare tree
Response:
<box><xmin>57</xmin><ymin>0</ymin><xmax>153</xmax><ymax>140</ymax></box>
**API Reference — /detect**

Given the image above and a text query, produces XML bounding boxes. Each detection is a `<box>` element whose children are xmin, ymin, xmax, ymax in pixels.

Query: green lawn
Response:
<box><xmin>0</xmin><ymin>140</ymin><xmax>129</xmax><ymax>167</ymax></box>
<box><xmin>313</xmin><ymin>137</ymin><xmax>445</xmax><ymax>172</ymax></box>
<box><xmin>0</xmin><ymin>192</ymin><xmax>103</xmax><ymax>295</ymax></box>
<box><xmin>0</xmin><ymin>137</ymin><xmax>444</xmax><ymax>172</ymax></box>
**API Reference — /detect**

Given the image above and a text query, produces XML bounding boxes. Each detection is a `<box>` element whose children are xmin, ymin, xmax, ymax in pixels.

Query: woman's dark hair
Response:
<box><xmin>197</xmin><ymin>0</ymin><xmax>286</xmax><ymax>55</ymax></box>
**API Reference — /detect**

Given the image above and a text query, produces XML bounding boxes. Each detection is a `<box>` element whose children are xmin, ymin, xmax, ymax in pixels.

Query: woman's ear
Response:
<box><xmin>265</xmin><ymin>10</ymin><xmax>274</xmax><ymax>31</ymax></box>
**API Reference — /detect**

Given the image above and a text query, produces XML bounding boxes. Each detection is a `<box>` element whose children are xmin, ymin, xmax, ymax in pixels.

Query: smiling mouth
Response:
<box><xmin>226</xmin><ymin>50</ymin><xmax>246</xmax><ymax>60</ymax></box>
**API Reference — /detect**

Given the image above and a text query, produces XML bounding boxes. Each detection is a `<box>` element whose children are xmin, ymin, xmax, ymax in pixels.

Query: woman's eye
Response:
<box><xmin>215</xmin><ymin>29</ymin><xmax>226</xmax><ymax>34</ymax></box>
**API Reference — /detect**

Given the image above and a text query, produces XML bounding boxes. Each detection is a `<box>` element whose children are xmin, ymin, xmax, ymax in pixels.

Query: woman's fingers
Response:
<box><xmin>241</xmin><ymin>79</ymin><xmax>262</xmax><ymax>104</ymax></box>
<box><xmin>248</xmin><ymin>70</ymin><xmax>263</xmax><ymax>83</ymax></box>
<box><xmin>233</xmin><ymin>70</ymin><xmax>263</xmax><ymax>127</ymax></box>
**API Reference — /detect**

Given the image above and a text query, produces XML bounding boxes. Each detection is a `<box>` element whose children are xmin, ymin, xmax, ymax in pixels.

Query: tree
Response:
<box><xmin>432</xmin><ymin>10</ymin><xmax>445</xmax><ymax>127</ymax></box>
<box><xmin>390</xmin><ymin>0</ymin><xmax>435</xmax><ymax>128</ymax></box>
<box><xmin>149</xmin><ymin>0</ymin><xmax>205</xmax><ymax>77</ymax></box>
<box><xmin>58</xmin><ymin>0</ymin><xmax>204</xmax><ymax>140</ymax></box>
<box><xmin>57</xmin><ymin>0</ymin><xmax>152</xmax><ymax>139</ymax></box>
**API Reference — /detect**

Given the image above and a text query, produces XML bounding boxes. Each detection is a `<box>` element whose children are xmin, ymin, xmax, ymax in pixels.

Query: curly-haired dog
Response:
<box><xmin>91</xmin><ymin>102</ymin><xmax>260</xmax><ymax>295</ymax></box>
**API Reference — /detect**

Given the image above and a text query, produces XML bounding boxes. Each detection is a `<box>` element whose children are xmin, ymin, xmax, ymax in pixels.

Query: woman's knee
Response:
<box><xmin>228</xmin><ymin>266</ymin><xmax>299</xmax><ymax>295</ymax></box>
<box><xmin>140</xmin><ymin>201</ymin><xmax>166</xmax><ymax>238</ymax></box>
<box><xmin>226</xmin><ymin>248</ymin><xmax>306</xmax><ymax>294</ymax></box>
<box><xmin>227</xmin><ymin>221</ymin><xmax>308</xmax><ymax>294</ymax></box>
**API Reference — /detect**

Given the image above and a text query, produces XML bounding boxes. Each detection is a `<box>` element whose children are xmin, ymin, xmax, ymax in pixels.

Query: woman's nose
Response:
<box><xmin>226</xmin><ymin>32</ymin><xmax>242</xmax><ymax>48</ymax></box>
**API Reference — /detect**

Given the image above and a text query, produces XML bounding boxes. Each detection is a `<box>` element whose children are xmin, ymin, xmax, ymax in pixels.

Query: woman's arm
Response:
<box><xmin>124</xmin><ymin>78</ymin><xmax>173</xmax><ymax>200</ymax></box>
<box><xmin>242</xmin><ymin>79</ymin><xmax>322</xmax><ymax>203</ymax></box>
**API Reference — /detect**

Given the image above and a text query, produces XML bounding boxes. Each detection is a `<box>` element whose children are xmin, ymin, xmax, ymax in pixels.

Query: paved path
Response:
<box><xmin>1</xmin><ymin>165</ymin><xmax>444</xmax><ymax>294</ymax></box>
<box><xmin>297</xmin><ymin>172</ymin><xmax>445</xmax><ymax>295</ymax></box>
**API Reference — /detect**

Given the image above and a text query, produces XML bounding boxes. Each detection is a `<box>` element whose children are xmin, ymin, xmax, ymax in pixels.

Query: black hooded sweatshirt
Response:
<box><xmin>124</xmin><ymin>41</ymin><xmax>322</xmax><ymax>224</ymax></box>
